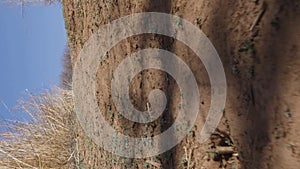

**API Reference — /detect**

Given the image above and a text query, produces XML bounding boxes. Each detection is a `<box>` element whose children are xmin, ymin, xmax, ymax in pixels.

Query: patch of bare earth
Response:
<box><xmin>62</xmin><ymin>0</ymin><xmax>300</xmax><ymax>168</ymax></box>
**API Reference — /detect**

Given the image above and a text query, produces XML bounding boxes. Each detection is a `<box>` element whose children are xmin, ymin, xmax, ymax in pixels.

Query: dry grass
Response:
<box><xmin>60</xmin><ymin>47</ymin><xmax>73</xmax><ymax>90</ymax></box>
<box><xmin>0</xmin><ymin>88</ymin><xmax>78</xmax><ymax>169</ymax></box>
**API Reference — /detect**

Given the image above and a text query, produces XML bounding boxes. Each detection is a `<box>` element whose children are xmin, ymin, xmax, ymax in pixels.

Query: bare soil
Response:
<box><xmin>62</xmin><ymin>0</ymin><xmax>300</xmax><ymax>168</ymax></box>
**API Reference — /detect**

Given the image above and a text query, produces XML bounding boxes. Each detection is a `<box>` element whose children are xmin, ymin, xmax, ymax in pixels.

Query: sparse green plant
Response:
<box><xmin>238</xmin><ymin>39</ymin><xmax>256</xmax><ymax>55</ymax></box>
<box><xmin>180</xmin><ymin>156</ymin><xmax>188</xmax><ymax>168</ymax></box>
<box><xmin>108</xmin><ymin>110</ymin><xmax>114</xmax><ymax>119</ymax></box>
<box><xmin>247</xmin><ymin>65</ymin><xmax>255</xmax><ymax>78</ymax></box>
<box><xmin>286</xmin><ymin>143</ymin><xmax>294</xmax><ymax>151</ymax></box>
<box><xmin>143</xmin><ymin>161</ymin><xmax>150</xmax><ymax>168</ymax></box>
<box><xmin>195</xmin><ymin>17</ymin><xmax>201</xmax><ymax>25</ymax></box>
<box><xmin>174</xmin><ymin>18</ymin><xmax>183</xmax><ymax>27</ymax></box>
<box><xmin>124</xmin><ymin>158</ymin><xmax>134</xmax><ymax>167</ymax></box>
<box><xmin>206</xmin><ymin>150</ymin><xmax>218</xmax><ymax>160</ymax></box>
<box><xmin>224</xmin><ymin>137</ymin><xmax>233</xmax><ymax>146</ymax></box>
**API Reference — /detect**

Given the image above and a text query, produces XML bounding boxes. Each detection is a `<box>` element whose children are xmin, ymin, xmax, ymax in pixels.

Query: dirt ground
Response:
<box><xmin>62</xmin><ymin>0</ymin><xmax>300</xmax><ymax>168</ymax></box>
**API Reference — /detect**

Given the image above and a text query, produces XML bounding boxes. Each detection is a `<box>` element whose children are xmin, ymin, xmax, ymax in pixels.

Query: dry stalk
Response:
<box><xmin>0</xmin><ymin>88</ymin><xmax>77</xmax><ymax>169</ymax></box>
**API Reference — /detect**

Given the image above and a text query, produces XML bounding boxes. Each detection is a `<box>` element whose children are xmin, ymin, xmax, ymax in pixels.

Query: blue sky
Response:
<box><xmin>0</xmin><ymin>2</ymin><xmax>67</xmax><ymax>120</ymax></box>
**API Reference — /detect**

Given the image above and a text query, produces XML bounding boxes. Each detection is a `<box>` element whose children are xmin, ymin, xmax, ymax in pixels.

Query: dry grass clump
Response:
<box><xmin>0</xmin><ymin>88</ymin><xmax>78</xmax><ymax>169</ymax></box>
<box><xmin>60</xmin><ymin>47</ymin><xmax>73</xmax><ymax>90</ymax></box>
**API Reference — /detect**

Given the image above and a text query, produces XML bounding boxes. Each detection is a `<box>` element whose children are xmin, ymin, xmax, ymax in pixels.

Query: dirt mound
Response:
<box><xmin>63</xmin><ymin>0</ymin><xmax>300</xmax><ymax>168</ymax></box>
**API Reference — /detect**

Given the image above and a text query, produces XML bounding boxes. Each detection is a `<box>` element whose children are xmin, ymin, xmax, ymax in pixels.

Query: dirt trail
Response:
<box><xmin>63</xmin><ymin>0</ymin><xmax>300</xmax><ymax>168</ymax></box>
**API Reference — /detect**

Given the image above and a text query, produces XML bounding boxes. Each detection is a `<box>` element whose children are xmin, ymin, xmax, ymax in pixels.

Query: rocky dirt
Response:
<box><xmin>62</xmin><ymin>0</ymin><xmax>300</xmax><ymax>168</ymax></box>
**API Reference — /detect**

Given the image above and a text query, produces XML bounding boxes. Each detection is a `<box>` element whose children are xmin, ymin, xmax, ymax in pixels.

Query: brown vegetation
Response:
<box><xmin>0</xmin><ymin>89</ymin><xmax>77</xmax><ymax>169</ymax></box>
<box><xmin>60</xmin><ymin>46</ymin><xmax>73</xmax><ymax>90</ymax></box>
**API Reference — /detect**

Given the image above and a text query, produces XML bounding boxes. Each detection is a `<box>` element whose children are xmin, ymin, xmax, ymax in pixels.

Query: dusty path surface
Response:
<box><xmin>63</xmin><ymin>0</ymin><xmax>300</xmax><ymax>168</ymax></box>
